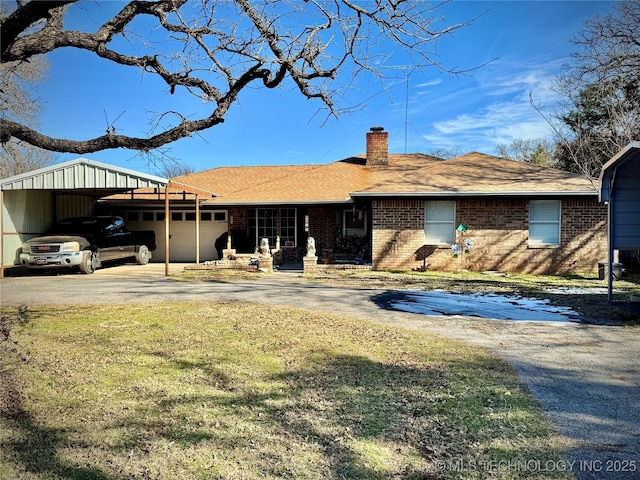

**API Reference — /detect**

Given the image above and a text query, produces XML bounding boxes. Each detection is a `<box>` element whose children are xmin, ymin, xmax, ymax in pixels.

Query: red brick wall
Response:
<box><xmin>229</xmin><ymin>207</ymin><xmax>248</xmax><ymax>232</ymax></box>
<box><xmin>366</xmin><ymin>129</ymin><xmax>389</xmax><ymax>166</ymax></box>
<box><xmin>371</xmin><ymin>198</ymin><xmax>607</xmax><ymax>274</ymax></box>
<box><xmin>308</xmin><ymin>206</ymin><xmax>341</xmax><ymax>254</ymax></box>
<box><xmin>371</xmin><ymin>200</ymin><xmax>426</xmax><ymax>270</ymax></box>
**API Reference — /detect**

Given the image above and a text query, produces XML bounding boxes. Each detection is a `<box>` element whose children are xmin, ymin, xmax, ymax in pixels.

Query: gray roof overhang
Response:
<box><xmin>599</xmin><ymin>142</ymin><xmax>640</xmax><ymax>202</ymax></box>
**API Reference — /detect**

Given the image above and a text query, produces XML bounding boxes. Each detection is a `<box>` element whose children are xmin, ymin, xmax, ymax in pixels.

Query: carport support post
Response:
<box><xmin>0</xmin><ymin>189</ymin><xmax>4</xmax><ymax>279</ymax></box>
<box><xmin>195</xmin><ymin>195</ymin><xmax>200</xmax><ymax>265</ymax></box>
<box><xmin>165</xmin><ymin>186</ymin><xmax>170</xmax><ymax>276</ymax></box>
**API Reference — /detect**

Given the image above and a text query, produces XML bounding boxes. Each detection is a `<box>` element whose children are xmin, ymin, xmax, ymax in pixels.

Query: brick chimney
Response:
<box><xmin>366</xmin><ymin>126</ymin><xmax>388</xmax><ymax>166</ymax></box>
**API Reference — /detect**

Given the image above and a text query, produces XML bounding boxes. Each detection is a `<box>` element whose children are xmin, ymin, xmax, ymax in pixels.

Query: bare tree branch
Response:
<box><xmin>0</xmin><ymin>0</ymin><xmax>474</xmax><ymax>154</ymax></box>
<box><xmin>533</xmin><ymin>0</ymin><xmax>640</xmax><ymax>182</ymax></box>
<box><xmin>0</xmin><ymin>1</ymin><xmax>57</xmax><ymax>176</ymax></box>
<box><xmin>570</xmin><ymin>0</ymin><xmax>640</xmax><ymax>81</ymax></box>
<box><xmin>0</xmin><ymin>0</ymin><xmax>73</xmax><ymax>56</ymax></box>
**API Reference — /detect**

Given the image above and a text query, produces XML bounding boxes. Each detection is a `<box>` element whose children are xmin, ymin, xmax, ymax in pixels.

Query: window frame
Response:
<box><xmin>343</xmin><ymin>209</ymin><xmax>367</xmax><ymax>237</ymax></box>
<box><xmin>424</xmin><ymin>200</ymin><xmax>456</xmax><ymax>245</ymax></box>
<box><xmin>529</xmin><ymin>200</ymin><xmax>561</xmax><ymax>246</ymax></box>
<box><xmin>249</xmin><ymin>208</ymin><xmax>297</xmax><ymax>248</ymax></box>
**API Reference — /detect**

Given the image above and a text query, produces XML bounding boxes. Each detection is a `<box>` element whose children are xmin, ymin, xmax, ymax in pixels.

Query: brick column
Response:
<box><xmin>303</xmin><ymin>255</ymin><xmax>318</xmax><ymax>273</ymax></box>
<box><xmin>258</xmin><ymin>255</ymin><xmax>273</xmax><ymax>273</ymax></box>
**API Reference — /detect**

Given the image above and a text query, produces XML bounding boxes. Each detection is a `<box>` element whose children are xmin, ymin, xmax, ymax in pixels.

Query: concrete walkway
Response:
<box><xmin>1</xmin><ymin>264</ymin><xmax>639</xmax><ymax>479</ymax></box>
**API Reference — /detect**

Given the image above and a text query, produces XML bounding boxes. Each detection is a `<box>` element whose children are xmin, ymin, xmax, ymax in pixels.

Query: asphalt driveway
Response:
<box><xmin>1</xmin><ymin>264</ymin><xmax>639</xmax><ymax>479</ymax></box>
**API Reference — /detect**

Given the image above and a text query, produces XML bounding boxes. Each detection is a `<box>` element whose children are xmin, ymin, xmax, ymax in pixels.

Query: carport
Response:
<box><xmin>0</xmin><ymin>158</ymin><xmax>214</xmax><ymax>277</ymax></box>
<box><xmin>599</xmin><ymin>142</ymin><xmax>640</xmax><ymax>302</ymax></box>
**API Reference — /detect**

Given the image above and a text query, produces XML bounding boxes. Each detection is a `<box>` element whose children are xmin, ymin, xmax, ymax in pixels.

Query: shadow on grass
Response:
<box><xmin>98</xmin><ymin>351</ymin><xmax>561</xmax><ymax>480</ymax></box>
<box><xmin>2</xmin><ymin>384</ymin><xmax>108</xmax><ymax>477</ymax></box>
<box><xmin>1</xmin><ymin>346</ymin><xmax>626</xmax><ymax>479</ymax></box>
<box><xmin>1</xmin><ymin>308</ymin><xmax>117</xmax><ymax>480</ymax></box>
<box><xmin>0</xmin><ymin>305</ymin><xmax>570</xmax><ymax>480</ymax></box>
<box><xmin>2</xmin><ymin>409</ymin><xmax>116</xmax><ymax>480</ymax></box>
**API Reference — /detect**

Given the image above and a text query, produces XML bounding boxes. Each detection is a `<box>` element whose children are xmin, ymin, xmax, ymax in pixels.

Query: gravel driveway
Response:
<box><xmin>1</xmin><ymin>264</ymin><xmax>639</xmax><ymax>479</ymax></box>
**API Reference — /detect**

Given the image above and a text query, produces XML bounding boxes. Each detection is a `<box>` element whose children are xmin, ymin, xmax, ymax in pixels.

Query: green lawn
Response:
<box><xmin>1</xmin><ymin>302</ymin><xmax>572</xmax><ymax>479</ymax></box>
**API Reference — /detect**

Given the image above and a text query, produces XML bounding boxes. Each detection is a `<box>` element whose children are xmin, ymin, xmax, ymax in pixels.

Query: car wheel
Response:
<box><xmin>79</xmin><ymin>250</ymin><xmax>95</xmax><ymax>274</ymax></box>
<box><xmin>135</xmin><ymin>245</ymin><xmax>150</xmax><ymax>265</ymax></box>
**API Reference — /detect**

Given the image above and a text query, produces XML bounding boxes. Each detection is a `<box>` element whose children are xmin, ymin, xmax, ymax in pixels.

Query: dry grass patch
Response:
<box><xmin>2</xmin><ymin>303</ymin><xmax>571</xmax><ymax>479</ymax></box>
<box><xmin>173</xmin><ymin>268</ymin><xmax>266</xmax><ymax>282</ymax></box>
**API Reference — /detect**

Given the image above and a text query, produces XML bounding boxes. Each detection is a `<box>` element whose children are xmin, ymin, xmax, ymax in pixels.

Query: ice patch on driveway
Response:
<box><xmin>390</xmin><ymin>290</ymin><xmax>582</xmax><ymax>322</ymax></box>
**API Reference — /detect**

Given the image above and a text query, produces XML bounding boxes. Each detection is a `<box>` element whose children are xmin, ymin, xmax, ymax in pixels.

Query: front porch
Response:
<box><xmin>223</xmin><ymin>204</ymin><xmax>372</xmax><ymax>266</ymax></box>
<box><xmin>183</xmin><ymin>225</ymin><xmax>372</xmax><ymax>274</ymax></box>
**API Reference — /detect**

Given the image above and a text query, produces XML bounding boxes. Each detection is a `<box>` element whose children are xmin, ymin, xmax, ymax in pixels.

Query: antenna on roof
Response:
<box><xmin>405</xmin><ymin>73</ymin><xmax>409</xmax><ymax>154</ymax></box>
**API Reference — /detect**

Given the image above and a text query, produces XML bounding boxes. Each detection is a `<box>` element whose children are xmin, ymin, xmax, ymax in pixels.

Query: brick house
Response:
<box><xmin>101</xmin><ymin>128</ymin><xmax>607</xmax><ymax>274</ymax></box>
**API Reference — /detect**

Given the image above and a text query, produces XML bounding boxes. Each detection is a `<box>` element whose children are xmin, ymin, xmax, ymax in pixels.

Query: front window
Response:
<box><xmin>424</xmin><ymin>201</ymin><xmax>455</xmax><ymax>244</ymax></box>
<box><xmin>249</xmin><ymin>208</ymin><xmax>297</xmax><ymax>248</ymax></box>
<box><xmin>279</xmin><ymin>208</ymin><xmax>296</xmax><ymax>245</ymax></box>
<box><xmin>343</xmin><ymin>209</ymin><xmax>367</xmax><ymax>236</ymax></box>
<box><xmin>529</xmin><ymin>200</ymin><xmax>561</xmax><ymax>245</ymax></box>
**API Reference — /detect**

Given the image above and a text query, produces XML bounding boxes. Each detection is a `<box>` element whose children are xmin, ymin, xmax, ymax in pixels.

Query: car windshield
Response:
<box><xmin>49</xmin><ymin>218</ymin><xmax>113</xmax><ymax>234</ymax></box>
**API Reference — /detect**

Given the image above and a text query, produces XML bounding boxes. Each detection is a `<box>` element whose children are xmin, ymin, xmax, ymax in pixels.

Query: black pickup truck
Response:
<box><xmin>20</xmin><ymin>216</ymin><xmax>156</xmax><ymax>274</ymax></box>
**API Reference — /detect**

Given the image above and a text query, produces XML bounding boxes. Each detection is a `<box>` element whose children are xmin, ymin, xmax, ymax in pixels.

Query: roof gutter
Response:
<box><xmin>202</xmin><ymin>198</ymin><xmax>354</xmax><ymax>207</ymax></box>
<box><xmin>349</xmin><ymin>190</ymin><xmax>598</xmax><ymax>198</ymax></box>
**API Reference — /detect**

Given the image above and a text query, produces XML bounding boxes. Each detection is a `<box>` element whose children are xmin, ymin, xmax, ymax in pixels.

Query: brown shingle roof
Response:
<box><xmin>103</xmin><ymin>152</ymin><xmax>597</xmax><ymax>204</ymax></box>
<box><xmin>170</xmin><ymin>160</ymin><xmax>368</xmax><ymax>204</ymax></box>
<box><xmin>356</xmin><ymin>152</ymin><xmax>597</xmax><ymax>196</ymax></box>
<box><xmin>174</xmin><ymin>153</ymin><xmax>452</xmax><ymax>204</ymax></box>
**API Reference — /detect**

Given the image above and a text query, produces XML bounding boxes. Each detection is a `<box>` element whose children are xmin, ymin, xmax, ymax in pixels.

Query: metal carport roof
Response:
<box><xmin>0</xmin><ymin>157</ymin><xmax>168</xmax><ymax>193</ymax></box>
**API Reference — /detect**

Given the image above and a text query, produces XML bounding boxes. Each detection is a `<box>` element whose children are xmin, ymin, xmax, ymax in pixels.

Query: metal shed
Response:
<box><xmin>599</xmin><ymin>142</ymin><xmax>640</xmax><ymax>301</ymax></box>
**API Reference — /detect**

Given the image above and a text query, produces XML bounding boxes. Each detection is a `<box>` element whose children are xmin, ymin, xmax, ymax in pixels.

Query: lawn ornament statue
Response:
<box><xmin>306</xmin><ymin>236</ymin><xmax>316</xmax><ymax>257</ymax></box>
<box><xmin>259</xmin><ymin>238</ymin><xmax>270</xmax><ymax>256</ymax></box>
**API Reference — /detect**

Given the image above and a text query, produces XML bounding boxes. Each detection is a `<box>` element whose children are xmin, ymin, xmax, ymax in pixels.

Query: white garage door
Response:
<box><xmin>126</xmin><ymin>210</ymin><xmax>228</xmax><ymax>263</ymax></box>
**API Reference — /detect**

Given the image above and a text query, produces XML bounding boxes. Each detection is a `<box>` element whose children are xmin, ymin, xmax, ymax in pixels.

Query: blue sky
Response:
<box><xmin>38</xmin><ymin>0</ymin><xmax>618</xmax><ymax>174</ymax></box>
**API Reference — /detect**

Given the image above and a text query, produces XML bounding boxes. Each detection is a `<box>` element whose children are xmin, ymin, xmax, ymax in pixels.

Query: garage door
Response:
<box><xmin>125</xmin><ymin>210</ymin><xmax>228</xmax><ymax>262</ymax></box>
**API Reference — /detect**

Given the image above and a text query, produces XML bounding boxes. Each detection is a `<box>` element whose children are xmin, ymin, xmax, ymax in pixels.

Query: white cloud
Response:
<box><xmin>415</xmin><ymin>78</ymin><xmax>443</xmax><ymax>88</ymax></box>
<box><xmin>419</xmin><ymin>57</ymin><xmax>563</xmax><ymax>153</ymax></box>
<box><xmin>490</xmin><ymin>61</ymin><xmax>562</xmax><ymax>105</ymax></box>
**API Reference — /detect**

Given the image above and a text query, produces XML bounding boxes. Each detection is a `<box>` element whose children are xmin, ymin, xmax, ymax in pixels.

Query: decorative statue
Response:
<box><xmin>259</xmin><ymin>237</ymin><xmax>270</xmax><ymax>256</ymax></box>
<box><xmin>306</xmin><ymin>236</ymin><xmax>316</xmax><ymax>257</ymax></box>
